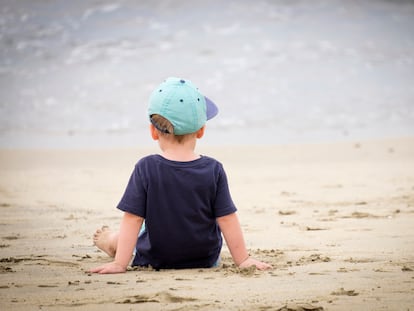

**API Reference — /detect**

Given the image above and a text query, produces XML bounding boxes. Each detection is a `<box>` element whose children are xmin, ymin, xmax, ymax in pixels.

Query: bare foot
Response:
<box><xmin>93</xmin><ymin>226</ymin><xmax>118</xmax><ymax>257</ymax></box>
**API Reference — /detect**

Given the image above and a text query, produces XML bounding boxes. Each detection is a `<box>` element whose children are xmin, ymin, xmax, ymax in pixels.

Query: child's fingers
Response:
<box><xmin>89</xmin><ymin>265</ymin><xmax>105</xmax><ymax>273</ymax></box>
<box><xmin>239</xmin><ymin>258</ymin><xmax>272</xmax><ymax>270</ymax></box>
<box><xmin>256</xmin><ymin>262</ymin><xmax>272</xmax><ymax>270</ymax></box>
<box><xmin>89</xmin><ymin>262</ymin><xmax>126</xmax><ymax>274</ymax></box>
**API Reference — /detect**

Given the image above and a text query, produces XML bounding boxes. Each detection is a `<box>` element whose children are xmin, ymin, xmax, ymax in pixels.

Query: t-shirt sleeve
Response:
<box><xmin>117</xmin><ymin>164</ymin><xmax>147</xmax><ymax>218</ymax></box>
<box><xmin>213</xmin><ymin>165</ymin><xmax>237</xmax><ymax>217</ymax></box>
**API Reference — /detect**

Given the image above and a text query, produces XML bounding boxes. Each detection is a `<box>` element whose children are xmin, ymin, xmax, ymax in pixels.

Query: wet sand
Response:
<box><xmin>0</xmin><ymin>137</ymin><xmax>413</xmax><ymax>310</ymax></box>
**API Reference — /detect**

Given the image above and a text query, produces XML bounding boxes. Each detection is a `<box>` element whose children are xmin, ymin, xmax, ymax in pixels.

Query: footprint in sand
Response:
<box><xmin>296</xmin><ymin>254</ymin><xmax>331</xmax><ymax>265</ymax></box>
<box><xmin>0</xmin><ymin>266</ymin><xmax>13</xmax><ymax>273</ymax></box>
<box><xmin>2</xmin><ymin>235</ymin><xmax>20</xmax><ymax>240</ymax></box>
<box><xmin>331</xmin><ymin>288</ymin><xmax>359</xmax><ymax>296</ymax></box>
<box><xmin>276</xmin><ymin>303</ymin><xmax>324</xmax><ymax>311</ymax></box>
<box><xmin>341</xmin><ymin>211</ymin><xmax>380</xmax><ymax>219</ymax></box>
<box><xmin>279</xmin><ymin>210</ymin><xmax>297</xmax><ymax>216</ymax></box>
<box><xmin>118</xmin><ymin>291</ymin><xmax>198</xmax><ymax>304</ymax></box>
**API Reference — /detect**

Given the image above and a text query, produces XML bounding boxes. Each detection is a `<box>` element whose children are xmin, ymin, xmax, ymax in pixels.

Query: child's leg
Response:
<box><xmin>93</xmin><ymin>226</ymin><xmax>119</xmax><ymax>258</ymax></box>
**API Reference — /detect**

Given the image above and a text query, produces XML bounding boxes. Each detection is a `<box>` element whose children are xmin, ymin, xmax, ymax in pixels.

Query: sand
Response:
<box><xmin>0</xmin><ymin>137</ymin><xmax>413</xmax><ymax>310</ymax></box>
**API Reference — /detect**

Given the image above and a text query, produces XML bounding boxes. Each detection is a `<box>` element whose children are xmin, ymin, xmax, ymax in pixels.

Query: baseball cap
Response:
<box><xmin>148</xmin><ymin>77</ymin><xmax>219</xmax><ymax>135</ymax></box>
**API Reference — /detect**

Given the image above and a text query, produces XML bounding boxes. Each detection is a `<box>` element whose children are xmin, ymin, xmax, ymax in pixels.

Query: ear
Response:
<box><xmin>196</xmin><ymin>126</ymin><xmax>205</xmax><ymax>139</ymax></box>
<box><xmin>150</xmin><ymin>124</ymin><xmax>159</xmax><ymax>140</ymax></box>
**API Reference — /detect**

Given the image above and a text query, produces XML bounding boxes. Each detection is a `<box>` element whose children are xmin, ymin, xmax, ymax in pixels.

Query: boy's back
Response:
<box><xmin>118</xmin><ymin>154</ymin><xmax>237</xmax><ymax>269</ymax></box>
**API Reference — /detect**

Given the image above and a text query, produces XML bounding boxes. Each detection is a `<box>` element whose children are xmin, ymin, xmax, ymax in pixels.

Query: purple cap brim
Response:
<box><xmin>205</xmin><ymin>96</ymin><xmax>219</xmax><ymax>120</ymax></box>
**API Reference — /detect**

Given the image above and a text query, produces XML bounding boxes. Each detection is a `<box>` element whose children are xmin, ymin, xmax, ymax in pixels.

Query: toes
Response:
<box><xmin>94</xmin><ymin>226</ymin><xmax>109</xmax><ymax>236</ymax></box>
<box><xmin>93</xmin><ymin>226</ymin><xmax>110</xmax><ymax>245</ymax></box>
<box><xmin>93</xmin><ymin>230</ymin><xmax>102</xmax><ymax>239</ymax></box>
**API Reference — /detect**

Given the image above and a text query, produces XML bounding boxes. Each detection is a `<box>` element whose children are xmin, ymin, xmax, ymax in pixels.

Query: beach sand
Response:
<box><xmin>0</xmin><ymin>137</ymin><xmax>413</xmax><ymax>310</ymax></box>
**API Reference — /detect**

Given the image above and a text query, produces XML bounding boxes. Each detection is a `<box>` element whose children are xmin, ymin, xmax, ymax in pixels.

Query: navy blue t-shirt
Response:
<box><xmin>117</xmin><ymin>154</ymin><xmax>237</xmax><ymax>269</ymax></box>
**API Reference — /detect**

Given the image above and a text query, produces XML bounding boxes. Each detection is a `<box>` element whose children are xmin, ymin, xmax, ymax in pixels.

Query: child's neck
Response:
<box><xmin>161</xmin><ymin>149</ymin><xmax>200</xmax><ymax>162</ymax></box>
<box><xmin>159</xmin><ymin>139</ymin><xmax>200</xmax><ymax>162</ymax></box>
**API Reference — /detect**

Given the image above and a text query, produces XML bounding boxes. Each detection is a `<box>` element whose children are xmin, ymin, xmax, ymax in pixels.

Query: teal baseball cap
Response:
<box><xmin>148</xmin><ymin>77</ymin><xmax>219</xmax><ymax>135</ymax></box>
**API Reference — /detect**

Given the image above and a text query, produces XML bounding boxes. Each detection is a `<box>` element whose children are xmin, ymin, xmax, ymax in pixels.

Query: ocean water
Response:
<box><xmin>0</xmin><ymin>0</ymin><xmax>413</xmax><ymax>148</ymax></box>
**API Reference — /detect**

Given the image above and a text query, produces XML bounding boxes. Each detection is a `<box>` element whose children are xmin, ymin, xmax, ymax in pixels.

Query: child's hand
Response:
<box><xmin>238</xmin><ymin>257</ymin><xmax>272</xmax><ymax>270</ymax></box>
<box><xmin>89</xmin><ymin>261</ymin><xmax>127</xmax><ymax>274</ymax></box>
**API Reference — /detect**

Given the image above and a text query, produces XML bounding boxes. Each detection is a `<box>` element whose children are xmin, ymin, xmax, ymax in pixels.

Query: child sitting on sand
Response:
<box><xmin>90</xmin><ymin>77</ymin><xmax>271</xmax><ymax>273</ymax></box>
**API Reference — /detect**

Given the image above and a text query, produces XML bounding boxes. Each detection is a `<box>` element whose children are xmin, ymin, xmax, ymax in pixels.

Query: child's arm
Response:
<box><xmin>90</xmin><ymin>212</ymin><xmax>143</xmax><ymax>274</ymax></box>
<box><xmin>217</xmin><ymin>213</ymin><xmax>272</xmax><ymax>270</ymax></box>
